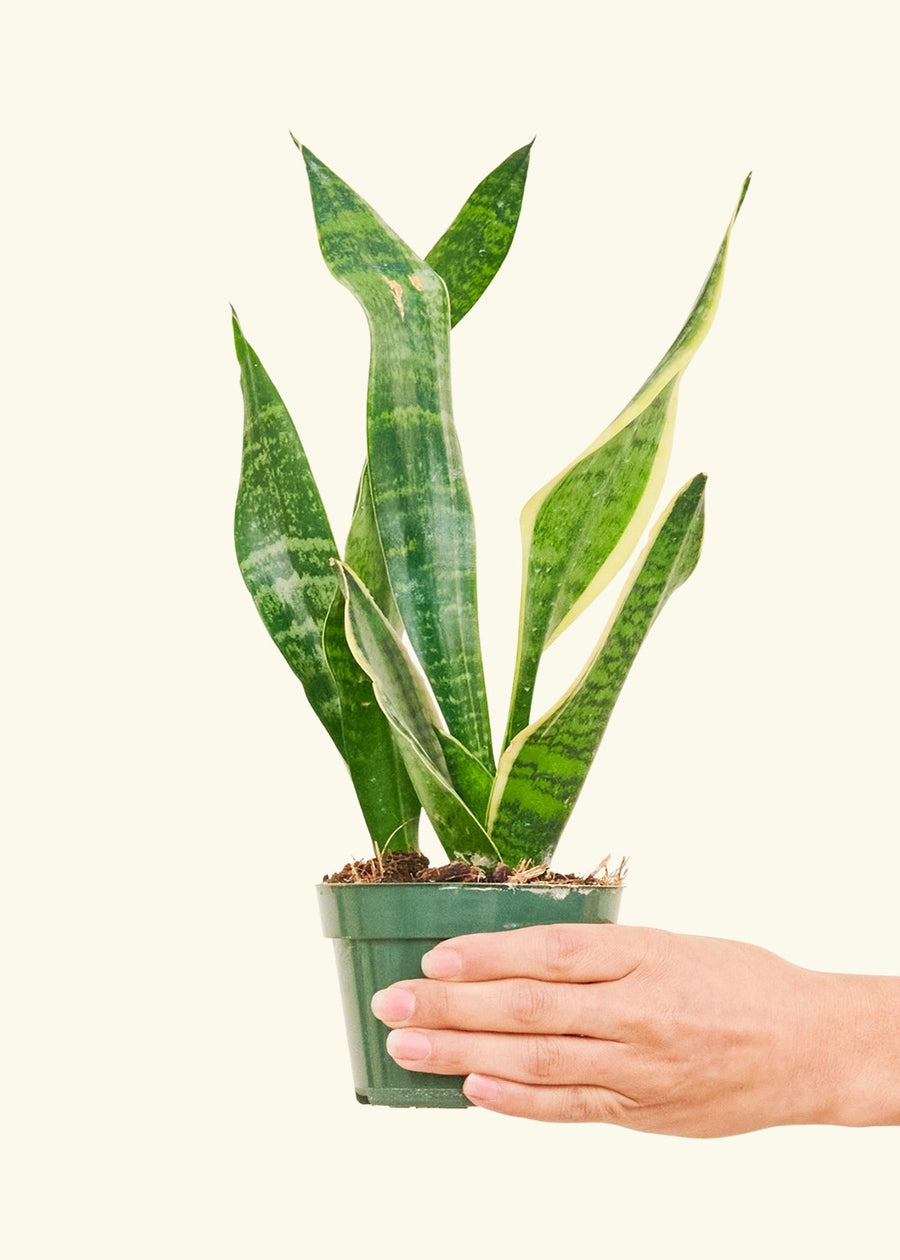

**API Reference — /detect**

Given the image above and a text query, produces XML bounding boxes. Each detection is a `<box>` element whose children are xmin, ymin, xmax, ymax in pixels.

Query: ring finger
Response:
<box><xmin>385</xmin><ymin>1026</ymin><xmax>630</xmax><ymax>1090</ymax></box>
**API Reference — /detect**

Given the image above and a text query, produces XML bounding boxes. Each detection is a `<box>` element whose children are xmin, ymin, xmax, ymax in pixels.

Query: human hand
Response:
<box><xmin>370</xmin><ymin>924</ymin><xmax>900</xmax><ymax>1134</ymax></box>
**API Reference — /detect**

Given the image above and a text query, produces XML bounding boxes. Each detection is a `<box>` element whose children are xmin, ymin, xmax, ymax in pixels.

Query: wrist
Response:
<box><xmin>810</xmin><ymin>972</ymin><xmax>900</xmax><ymax>1127</ymax></box>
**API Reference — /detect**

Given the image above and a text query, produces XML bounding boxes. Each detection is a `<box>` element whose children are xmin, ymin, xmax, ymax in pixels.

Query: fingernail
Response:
<box><xmin>421</xmin><ymin>947</ymin><xmax>461</xmax><ymax>979</ymax></box>
<box><xmin>463</xmin><ymin>1074</ymin><xmax>499</xmax><ymax>1104</ymax></box>
<box><xmin>370</xmin><ymin>987</ymin><xmax>416</xmax><ymax>1023</ymax></box>
<box><xmin>386</xmin><ymin>1029</ymin><xmax>431</xmax><ymax>1062</ymax></box>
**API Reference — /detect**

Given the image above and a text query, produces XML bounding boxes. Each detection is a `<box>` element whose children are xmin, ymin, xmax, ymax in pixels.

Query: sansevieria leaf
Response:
<box><xmin>333</xmin><ymin>141</ymin><xmax>533</xmax><ymax>811</ymax></box>
<box><xmin>235</xmin><ymin>143</ymin><xmax>534</xmax><ymax>851</ymax></box>
<box><xmin>435</xmin><ymin>730</ymin><xmax>495</xmax><ymax>825</ymax></box>
<box><xmin>235</xmin><ymin>137</ymin><xmax>744</xmax><ymax>873</ymax></box>
<box><xmin>232</xmin><ymin>310</ymin><xmax>344</xmax><ymax>752</ymax></box>
<box><xmin>335</xmin><ymin>561</ymin><xmax>500</xmax><ymax>866</ymax></box>
<box><xmin>504</xmin><ymin>178</ymin><xmax>749</xmax><ymax>747</ymax></box>
<box><xmin>339</xmin><ymin>140</ymin><xmax>533</xmax><ymax>611</ymax></box>
<box><xmin>301</xmin><ymin>143</ymin><xmax>494</xmax><ymax>772</ymax></box>
<box><xmin>489</xmin><ymin>474</ymin><xmax>708</xmax><ymax>866</ymax></box>
<box><xmin>322</xmin><ymin>469</ymin><xmax>420</xmax><ymax>852</ymax></box>
<box><xmin>425</xmin><ymin>141</ymin><xmax>533</xmax><ymax>328</ymax></box>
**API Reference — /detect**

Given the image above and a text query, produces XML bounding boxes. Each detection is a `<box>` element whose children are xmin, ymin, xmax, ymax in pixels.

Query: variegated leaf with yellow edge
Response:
<box><xmin>503</xmin><ymin>177</ymin><xmax>750</xmax><ymax>748</ymax></box>
<box><xmin>490</xmin><ymin>474</ymin><xmax>708</xmax><ymax>865</ymax></box>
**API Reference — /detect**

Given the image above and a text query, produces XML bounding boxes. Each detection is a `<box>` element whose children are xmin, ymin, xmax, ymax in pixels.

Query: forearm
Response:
<box><xmin>816</xmin><ymin>972</ymin><xmax>900</xmax><ymax>1127</ymax></box>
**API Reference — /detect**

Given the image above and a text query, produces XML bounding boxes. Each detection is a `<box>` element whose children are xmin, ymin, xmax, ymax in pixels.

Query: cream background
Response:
<box><xmin>4</xmin><ymin>1</ymin><xmax>899</xmax><ymax>1255</ymax></box>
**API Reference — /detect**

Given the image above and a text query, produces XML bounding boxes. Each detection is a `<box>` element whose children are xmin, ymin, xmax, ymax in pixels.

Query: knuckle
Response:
<box><xmin>509</xmin><ymin>980</ymin><xmax>554</xmax><ymax>1027</ymax></box>
<box><xmin>603</xmin><ymin>1091</ymin><xmax>641</xmax><ymax>1127</ymax></box>
<box><xmin>559</xmin><ymin>1085</ymin><xmax>637</xmax><ymax>1126</ymax></box>
<box><xmin>540</xmin><ymin>926</ymin><xmax>589</xmax><ymax>979</ymax></box>
<box><xmin>562</xmin><ymin>1085</ymin><xmax>598</xmax><ymax>1123</ymax></box>
<box><xmin>636</xmin><ymin>926</ymin><xmax>672</xmax><ymax>973</ymax></box>
<box><xmin>430</xmin><ymin>982</ymin><xmax>456</xmax><ymax>1027</ymax></box>
<box><xmin>524</xmin><ymin>1036</ymin><xmax>564</xmax><ymax>1082</ymax></box>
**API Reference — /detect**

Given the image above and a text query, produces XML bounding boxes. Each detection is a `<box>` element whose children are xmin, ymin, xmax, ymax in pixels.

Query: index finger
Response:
<box><xmin>421</xmin><ymin>923</ymin><xmax>655</xmax><ymax>983</ymax></box>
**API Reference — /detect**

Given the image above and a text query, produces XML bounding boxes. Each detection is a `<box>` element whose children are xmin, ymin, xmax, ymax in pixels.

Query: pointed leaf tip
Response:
<box><xmin>331</xmin><ymin>555</ymin><xmax>348</xmax><ymax>586</ymax></box>
<box><xmin>230</xmin><ymin>306</ymin><xmax>245</xmax><ymax>354</ymax></box>
<box><xmin>734</xmin><ymin>173</ymin><xmax>752</xmax><ymax>220</ymax></box>
<box><xmin>505</xmin><ymin>139</ymin><xmax>534</xmax><ymax>172</ymax></box>
<box><xmin>291</xmin><ymin>135</ymin><xmax>325</xmax><ymax>174</ymax></box>
<box><xmin>297</xmin><ymin>141</ymin><xmax>325</xmax><ymax>175</ymax></box>
<box><xmin>683</xmin><ymin>471</ymin><xmax>708</xmax><ymax>513</ymax></box>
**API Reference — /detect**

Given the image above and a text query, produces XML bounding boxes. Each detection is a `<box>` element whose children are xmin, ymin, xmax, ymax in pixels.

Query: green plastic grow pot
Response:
<box><xmin>317</xmin><ymin>880</ymin><xmax>623</xmax><ymax>1108</ymax></box>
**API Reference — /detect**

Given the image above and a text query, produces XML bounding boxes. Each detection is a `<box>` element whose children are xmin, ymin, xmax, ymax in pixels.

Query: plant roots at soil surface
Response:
<box><xmin>324</xmin><ymin>851</ymin><xmax>627</xmax><ymax>886</ymax></box>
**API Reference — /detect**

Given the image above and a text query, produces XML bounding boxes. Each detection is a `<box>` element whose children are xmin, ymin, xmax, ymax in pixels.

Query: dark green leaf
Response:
<box><xmin>232</xmin><ymin>310</ymin><xmax>343</xmax><ymax>752</ymax></box>
<box><xmin>435</xmin><ymin>730</ymin><xmax>494</xmax><ymax>824</ymax></box>
<box><xmin>322</xmin><ymin>467</ymin><xmax>420</xmax><ymax>851</ymax></box>
<box><xmin>301</xmin><ymin>143</ymin><xmax>494</xmax><ymax>771</ymax></box>
<box><xmin>335</xmin><ymin>561</ymin><xmax>500</xmax><ymax>866</ymax></box>
<box><xmin>426</xmin><ymin>141</ymin><xmax>533</xmax><ymax>327</ymax></box>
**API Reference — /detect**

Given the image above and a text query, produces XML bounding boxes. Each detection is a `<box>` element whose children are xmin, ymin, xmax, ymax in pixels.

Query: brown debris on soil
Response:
<box><xmin>323</xmin><ymin>851</ymin><xmax>627</xmax><ymax>886</ymax></box>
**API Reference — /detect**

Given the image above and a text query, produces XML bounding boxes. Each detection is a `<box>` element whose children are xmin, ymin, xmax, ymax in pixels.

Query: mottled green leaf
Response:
<box><xmin>301</xmin><ymin>143</ymin><xmax>494</xmax><ymax>771</ymax></box>
<box><xmin>323</xmin><ymin>140</ymin><xmax>532</xmax><ymax>843</ymax></box>
<box><xmin>322</xmin><ymin>597</ymin><xmax>420</xmax><ymax>852</ymax></box>
<box><xmin>435</xmin><ymin>730</ymin><xmax>494</xmax><ymax>824</ymax></box>
<box><xmin>343</xmin><ymin>465</ymin><xmax>401</xmax><ymax>628</ymax></box>
<box><xmin>232</xmin><ymin>310</ymin><xmax>343</xmax><ymax>752</ymax></box>
<box><xmin>425</xmin><ymin>141</ymin><xmax>533</xmax><ymax>327</ymax></box>
<box><xmin>234</xmin><ymin>143</ymin><xmax>531</xmax><ymax>850</ymax></box>
<box><xmin>489</xmin><ymin>474</ymin><xmax>707</xmax><ymax>866</ymax></box>
<box><xmin>323</xmin><ymin>467</ymin><xmax>420</xmax><ymax>851</ymax></box>
<box><xmin>335</xmin><ymin>561</ymin><xmax>500</xmax><ymax>866</ymax></box>
<box><xmin>504</xmin><ymin>178</ymin><xmax>749</xmax><ymax>747</ymax></box>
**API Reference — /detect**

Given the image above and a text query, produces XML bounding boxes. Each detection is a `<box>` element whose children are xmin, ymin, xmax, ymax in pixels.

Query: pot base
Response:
<box><xmin>356</xmin><ymin>1087</ymin><xmax>470</xmax><ymax>1108</ymax></box>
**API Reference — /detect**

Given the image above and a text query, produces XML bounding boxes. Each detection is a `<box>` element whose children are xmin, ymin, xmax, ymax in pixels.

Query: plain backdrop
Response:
<box><xmin>3</xmin><ymin>1</ymin><xmax>898</xmax><ymax>1256</ymax></box>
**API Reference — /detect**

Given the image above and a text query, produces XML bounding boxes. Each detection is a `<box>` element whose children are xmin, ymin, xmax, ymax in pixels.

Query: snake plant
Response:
<box><xmin>233</xmin><ymin>140</ymin><xmax>748</xmax><ymax>869</ymax></box>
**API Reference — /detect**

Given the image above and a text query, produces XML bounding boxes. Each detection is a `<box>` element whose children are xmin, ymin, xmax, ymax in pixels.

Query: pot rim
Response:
<box><xmin>316</xmin><ymin>880</ymin><xmax>626</xmax><ymax>889</ymax></box>
<box><xmin>318</xmin><ymin>878</ymin><xmax>623</xmax><ymax>939</ymax></box>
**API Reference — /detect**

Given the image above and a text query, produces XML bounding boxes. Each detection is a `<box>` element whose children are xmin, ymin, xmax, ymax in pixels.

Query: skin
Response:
<box><xmin>370</xmin><ymin>925</ymin><xmax>900</xmax><ymax>1136</ymax></box>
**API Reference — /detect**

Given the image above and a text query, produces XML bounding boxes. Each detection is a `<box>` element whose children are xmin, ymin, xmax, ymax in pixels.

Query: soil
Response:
<box><xmin>324</xmin><ymin>850</ymin><xmax>627</xmax><ymax>886</ymax></box>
